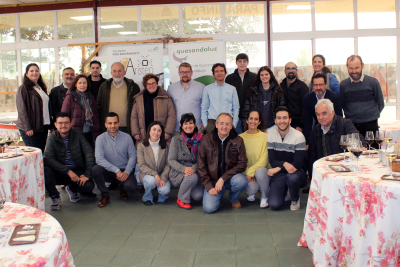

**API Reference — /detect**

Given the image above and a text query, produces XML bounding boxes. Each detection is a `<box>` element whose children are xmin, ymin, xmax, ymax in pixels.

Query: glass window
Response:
<box><xmin>19</xmin><ymin>12</ymin><xmax>54</xmax><ymax>42</ymax></box>
<box><xmin>100</xmin><ymin>7</ymin><xmax>137</xmax><ymax>37</ymax></box>
<box><xmin>271</xmin><ymin>2</ymin><xmax>311</xmax><ymax>33</ymax></box>
<box><xmin>225</xmin><ymin>3</ymin><xmax>264</xmax><ymax>34</ymax></box>
<box><xmin>141</xmin><ymin>5</ymin><xmax>179</xmax><ymax>35</ymax></box>
<box><xmin>183</xmin><ymin>4</ymin><xmax>221</xmax><ymax>34</ymax></box>
<box><xmin>0</xmin><ymin>50</ymin><xmax>17</xmax><ymax>114</ymax></box>
<box><xmin>226</xmin><ymin>41</ymin><xmax>266</xmax><ymax>74</ymax></box>
<box><xmin>59</xmin><ymin>46</ymin><xmax>95</xmax><ymax>80</ymax></box>
<box><xmin>57</xmin><ymin>9</ymin><xmax>93</xmax><ymax>39</ymax></box>
<box><xmin>0</xmin><ymin>15</ymin><xmax>16</xmax><ymax>43</ymax></box>
<box><xmin>380</xmin><ymin>106</ymin><xmax>396</xmax><ymax>121</ymax></box>
<box><xmin>358</xmin><ymin>36</ymin><xmax>397</xmax><ymax>103</ymax></box>
<box><xmin>21</xmin><ymin>48</ymin><xmax>56</xmax><ymax>90</ymax></box>
<box><xmin>358</xmin><ymin>0</ymin><xmax>395</xmax><ymax>29</ymax></box>
<box><xmin>315</xmin><ymin>0</ymin><xmax>354</xmax><ymax>31</ymax></box>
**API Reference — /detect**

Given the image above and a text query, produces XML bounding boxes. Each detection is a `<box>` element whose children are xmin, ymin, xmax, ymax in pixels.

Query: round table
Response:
<box><xmin>0</xmin><ymin>147</ymin><xmax>45</xmax><ymax>210</ymax></box>
<box><xmin>298</xmin><ymin>153</ymin><xmax>400</xmax><ymax>266</ymax></box>
<box><xmin>0</xmin><ymin>202</ymin><xmax>74</xmax><ymax>266</ymax></box>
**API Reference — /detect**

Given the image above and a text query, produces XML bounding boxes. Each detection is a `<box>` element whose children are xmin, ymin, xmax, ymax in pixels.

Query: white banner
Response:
<box><xmin>168</xmin><ymin>41</ymin><xmax>225</xmax><ymax>86</ymax></box>
<box><xmin>108</xmin><ymin>44</ymin><xmax>164</xmax><ymax>89</ymax></box>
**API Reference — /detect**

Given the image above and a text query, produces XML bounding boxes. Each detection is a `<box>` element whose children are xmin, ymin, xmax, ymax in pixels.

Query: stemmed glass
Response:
<box><xmin>0</xmin><ymin>135</ymin><xmax>4</xmax><ymax>158</ymax></box>
<box><xmin>0</xmin><ymin>184</ymin><xmax>5</xmax><ymax>209</ymax></box>
<box><xmin>375</xmin><ymin>130</ymin><xmax>384</xmax><ymax>152</ymax></box>
<box><xmin>13</xmin><ymin>132</ymin><xmax>20</xmax><ymax>155</ymax></box>
<box><xmin>351</xmin><ymin>141</ymin><xmax>363</xmax><ymax>172</ymax></box>
<box><xmin>385</xmin><ymin>144</ymin><xmax>397</xmax><ymax>177</ymax></box>
<box><xmin>365</xmin><ymin>131</ymin><xmax>374</xmax><ymax>157</ymax></box>
<box><xmin>340</xmin><ymin>135</ymin><xmax>347</xmax><ymax>161</ymax></box>
<box><xmin>346</xmin><ymin>134</ymin><xmax>354</xmax><ymax>164</ymax></box>
<box><xmin>384</xmin><ymin>131</ymin><xmax>393</xmax><ymax>155</ymax></box>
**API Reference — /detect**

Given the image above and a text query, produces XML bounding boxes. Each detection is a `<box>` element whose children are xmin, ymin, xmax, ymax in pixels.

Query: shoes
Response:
<box><xmin>98</xmin><ymin>195</ymin><xmax>110</xmax><ymax>207</ymax></box>
<box><xmin>260</xmin><ymin>198</ymin><xmax>269</xmax><ymax>208</ymax></box>
<box><xmin>247</xmin><ymin>194</ymin><xmax>255</xmax><ymax>202</ymax></box>
<box><xmin>176</xmin><ymin>198</ymin><xmax>192</xmax><ymax>210</ymax></box>
<box><xmin>120</xmin><ymin>190</ymin><xmax>128</xmax><ymax>200</ymax></box>
<box><xmin>290</xmin><ymin>199</ymin><xmax>300</xmax><ymax>211</ymax></box>
<box><xmin>302</xmin><ymin>187</ymin><xmax>310</xmax><ymax>194</ymax></box>
<box><xmin>107</xmin><ymin>183</ymin><xmax>119</xmax><ymax>190</ymax></box>
<box><xmin>50</xmin><ymin>197</ymin><xmax>61</xmax><ymax>210</ymax></box>
<box><xmin>143</xmin><ymin>200</ymin><xmax>154</xmax><ymax>206</ymax></box>
<box><xmin>232</xmin><ymin>201</ymin><xmax>241</xmax><ymax>209</ymax></box>
<box><xmin>80</xmin><ymin>191</ymin><xmax>97</xmax><ymax>198</ymax></box>
<box><xmin>65</xmin><ymin>186</ymin><xmax>80</xmax><ymax>202</ymax></box>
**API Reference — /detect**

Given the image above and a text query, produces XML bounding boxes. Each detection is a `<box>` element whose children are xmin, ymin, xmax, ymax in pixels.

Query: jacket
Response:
<box><xmin>137</xmin><ymin>142</ymin><xmax>170</xmax><ymax>183</ymax></box>
<box><xmin>43</xmin><ymin>128</ymin><xmax>95</xmax><ymax>178</ymax></box>
<box><xmin>16</xmin><ymin>84</ymin><xmax>52</xmax><ymax>132</ymax></box>
<box><xmin>130</xmin><ymin>87</ymin><xmax>176</xmax><ymax>140</ymax></box>
<box><xmin>96</xmin><ymin>77</ymin><xmax>140</xmax><ymax>133</ymax></box>
<box><xmin>61</xmin><ymin>89</ymin><xmax>101</xmax><ymax>141</ymax></box>
<box><xmin>197</xmin><ymin>128</ymin><xmax>247</xmax><ymax>192</ymax></box>
<box><xmin>309</xmin><ymin>73</ymin><xmax>340</xmax><ymax>96</ymax></box>
<box><xmin>225</xmin><ymin>69</ymin><xmax>257</xmax><ymax>117</ymax></box>
<box><xmin>49</xmin><ymin>84</ymin><xmax>68</xmax><ymax>118</ymax></box>
<box><xmin>88</xmin><ymin>74</ymin><xmax>106</xmax><ymax>100</ymax></box>
<box><xmin>280</xmin><ymin>78</ymin><xmax>309</xmax><ymax>128</ymax></box>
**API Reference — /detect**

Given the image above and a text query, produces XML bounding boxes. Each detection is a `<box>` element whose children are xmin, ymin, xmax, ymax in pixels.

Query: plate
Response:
<box><xmin>363</xmin><ymin>150</ymin><xmax>378</xmax><ymax>155</ymax></box>
<box><xmin>381</xmin><ymin>174</ymin><xmax>400</xmax><ymax>181</ymax></box>
<box><xmin>325</xmin><ymin>156</ymin><xmax>349</xmax><ymax>162</ymax></box>
<box><xmin>329</xmin><ymin>164</ymin><xmax>351</xmax><ymax>172</ymax></box>
<box><xmin>8</xmin><ymin>224</ymin><xmax>41</xmax><ymax>246</ymax></box>
<box><xmin>21</xmin><ymin>148</ymin><xmax>34</xmax><ymax>152</ymax></box>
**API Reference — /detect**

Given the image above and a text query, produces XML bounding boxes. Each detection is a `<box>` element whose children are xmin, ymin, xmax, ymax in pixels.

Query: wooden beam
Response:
<box><xmin>0</xmin><ymin>92</ymin><xmax>16</xmax><ymax>95</ymax></box>
<box><xmin>68</xmin><ymin>38</ymin><xmax>213</xmax><ymax>47</ymax></box>
<box><xmin>83</xmin><ymin>44</ymin><xmax>104</xmax><ymax>71</ymax></box>
<box><xmin>0</xmin><ymin>0</ymin><xmax>90</xmax><ymax>8</ymax></box>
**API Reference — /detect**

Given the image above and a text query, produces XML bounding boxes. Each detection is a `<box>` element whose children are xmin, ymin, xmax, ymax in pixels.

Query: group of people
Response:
<box><xmin>15</xmin><ymin>52</ymin><xmax>384</xmax><ymax>213</ymax></box>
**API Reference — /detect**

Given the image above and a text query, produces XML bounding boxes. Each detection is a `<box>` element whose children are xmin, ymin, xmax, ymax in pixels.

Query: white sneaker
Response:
<box><xmin>260</xmin><ymin>198</ymin><xmax>269</xmax><ymax>208</ymax></box>
<box><xmin>247</xmin><ymin>195</ymin><xmax>255</xmax><ymax>202</ymax></box>
<box><xmin>290</xmin><ymin>199</ymin><xmax>300</xmax><ymax>211</ymax></box>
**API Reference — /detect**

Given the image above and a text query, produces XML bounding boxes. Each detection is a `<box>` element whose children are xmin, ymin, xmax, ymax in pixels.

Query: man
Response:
<box><xmin>198</xmin><ymin>113</ymin><xmax>247</xmax><ymax>213</ymax></box>
<box><xmin>92</xmin><ymin>112</ymin><xmax>138</xmax><ymax>207</ymax></box>
<box><xmin>225</xmin><ymin>53</ymin><xmax>256</xmax><ymax>134</ymax></box>
<box><xmin>280</xmin><ymin>62</ymin><xmax>309</xmax><ymax>132</ymax></box>
<box><xmin>267</xmin><ymin>106</ymin><xmax>306</xmax><ymax>211</ymax></box>
<box><xmin>168</xmin><ymin>62</ymin><xmax>205</xmax><ymax>135</ymax></box>
<box><xmin>303</xmin><ymin>73</ymin><xmax>343</xmax><ymax>145</ymax></box>
<box><xmin>44</xmin><ymin>112</ymin><xmax>95</xmax><ymax>210</ymax></box>
<box><xmin>49</xmin><ymin>67</ymin><xmax>75</xmax><ymax>118</ymax></box>
<box><xmin>97</xmin><ymin>62</ymin><xmax>140</xmax><ymax>134</ymax></box>
<box><xmin>340</xmin><ymin>55</ymin><xmax>384</xmax><ymax>148</ymax></box>
<box><xmin>88</xmin><ymin>60</ymin><xmax>106</xmax><ymax>100</ymax></box>
<box><xmin>201</xmin><ymin>63</ymin><xmax>239</xmax><ymax>134</ymax></box>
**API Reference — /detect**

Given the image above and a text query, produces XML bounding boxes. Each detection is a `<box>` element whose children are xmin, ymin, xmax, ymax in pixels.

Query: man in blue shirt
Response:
<box><xmin>93</xmin><ymin>112</ymin><xmax>138</xmax><ymax>207</ymax></box>
<box><xmin>201</xmin><ymin>63</ymin><xmax>240</xmax><ymax>134</ymax></box>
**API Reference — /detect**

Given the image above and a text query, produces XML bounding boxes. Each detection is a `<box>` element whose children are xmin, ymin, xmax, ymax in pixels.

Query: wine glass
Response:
<box><xmin>5</xmin><ymin>133</ymin><xmax>12</xmax><ymax>154</ymax></box>
<box><xmin>385</xmin><ymin>145</ymin><xmax>396</xmax><ymax>177</ymax></box>
<box><xmin>13</xmin><ymin>132</ymin><xmax>20</xmax><ymax>155</ymax></box>
<box><xmin>351</xmin><ymin>141</ymin><xmax>363</xmax><ymax>172</ymax></box>
<box><xmin>375</xmin><ymin>130</ymin><xmax>384</xmax><ymax>152</ymax></box>
<box><xmin>384</xmin><ymin>131</ymin><xmax>393</xmax><ymax>154</ymax></box>
<box><xmin>346</xmin><ymin>134</ymin><xmax>354</xmax><ymax>164</ymax></box>
<box><xmin>340</xmin><ymin>135</ymin><xmax>347</xmax><ymax>161</ymax></box>
<box><xmin>365</xmin><ymin>131</ymin><xmax>374</xmax><ymax>157</ymax></box>
<box><xmin>0</xmin><ymin>136</ymin><xmax>4</xmax><ymax>158</ymax></box>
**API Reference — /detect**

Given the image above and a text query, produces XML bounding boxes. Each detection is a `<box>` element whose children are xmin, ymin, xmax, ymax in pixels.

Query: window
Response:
<box><xmin>0</xmin><ymin>50</ymin><xmax>17</xmax><ymax>113</ymax></box>
<box><xmin>183</xmin><ymin>4</ymin><xmax>221</xmax><ymax>34</ymax></box>
<box><xmin>19</xmin><ymin>12</ymin><xmax>54</xmax><ymax>42</ymax></box>
<box><xmin>141</xmin><ymin>5</ymin><xmax>179</xmax><ymax>35</ymax></box>
<box><xmin>357</xmin><ymin>0</ymin><xmax>396</xmax><ymax>29</ymax></box>
<box><xmin>0</xmin><ymin>15</ymin><xmax>16</xmax><ymax>43</ymax></box>
<box><xmin>225</xmin><ymin>3</ymin><xmax>264</xmax><ymax>34</ymax></box>
<box><xmin>59</xmin><ymin>46</ymin><xmax>95</xmax><ymax>78</ymax></box>
<box><xmin>57</xmin><ymin>9</ymin><xmax>93</xmax><ymax>39</ymax></box>
<box><xmin>226</xmin><ymin>41</ymin><xmax>266</xmax><ymax>73</ymax></box>
<box><xmin>271</xmin><ymin>2</ymin><xmax>311</xmax><ymax>32</ymax></box>
<box><xmin>21</xmin><ymin>48</ymin><xmax>55</xmax><ymax>90</ymax></box>
<box><xmin>315</xmin><ymin>0</ymin><xmax>354</xmax><ymax>31</ymax></box>
<box><xmin>100</xmin><ymin>7</ymin><xmax>138</xmax><ymax>37</ymax></box>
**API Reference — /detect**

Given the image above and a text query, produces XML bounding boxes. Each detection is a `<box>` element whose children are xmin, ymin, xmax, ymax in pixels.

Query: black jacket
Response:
<box><xmin>280</xmin><ymin>78</ymin><xmax>309</xmax><ymax>128</ymax></box>
<box><xmin>44</xmin><ymin>128</ymin><xmax>95</xmax><ymax>178</ymax></box>
<box><xmin>88</xmin><ymin>74</ymin><xmax>106</xmax><ymax>100</ymax></box>
<box><xmin>225</xmin><ymin>69</ymin><xmax>256</xmax><ymax>118</ymax></box>
<box><xmin>49</xmin><ymin>84</ymin><xmax>68</xmax><ymax>119</ymax></box>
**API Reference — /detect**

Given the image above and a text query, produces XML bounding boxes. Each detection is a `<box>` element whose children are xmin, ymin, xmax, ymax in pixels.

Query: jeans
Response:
<box><xmin>142</xmin><ymin>175</ymin><xmax>171</xmax><ymax>203</ymax></box>
<box><xmin>202</xmin><ymin>173</ymin><xmax>247</xmax><ymax>214</ymax></box>
<box><xmin>177</xmin><ymin>173</ymin><xmax>203</xmax><ymax>203</ymax></box>
<box><xmin>19</xmin><ymin>128</ymin><xmax>48</xmax><ymax>154</ymax></box>
<box><xmin>92</xmin><ymin>165</ymin><xmax>137</xmax><ymax>196</ymax></box>
<box><xmin>245</xmin><ymin>167</ymin><xmax>270</xmax><ymax>199</ymax></box>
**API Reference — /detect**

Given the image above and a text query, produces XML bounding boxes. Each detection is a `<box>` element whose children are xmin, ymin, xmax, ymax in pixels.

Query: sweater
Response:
<box><xmin>150</xmin><ymin>139</ymin><xmax>160</xmax><ymax>168</ymax></box>
<box><xmin>280</xmin><ymin>78</ymin><xmax>309</xmax><ymax>128</ymax></box>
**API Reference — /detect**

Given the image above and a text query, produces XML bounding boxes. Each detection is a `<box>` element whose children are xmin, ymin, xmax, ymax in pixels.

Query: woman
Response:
<box><xmin>16</xmin><ymin>63</ymin><xmax>51</xmax><ymax>153</ymax></box>
<box><xmin>242</xmin><ymin>66</ymin><xmax>285</xmax><ymax>129</ymax></box>
<box><xmin>168</xmin><ymin>113</ymin><xmax>203</xmax><ymax>209</ymax></box>
<box><xmin>131</xmin><ymin>73</ymin><xmax>176</xmax><ymax>143</ymax></box>
<box><xmin>137</xmin><ymin>121</ymin><xmax>171</xmax><ymax>205</ymax></box>
<box><xmin>61</xmin><ymin>74</ymin><xmax>100</xmax><ymax>145</ymax></box>
<box><xmin>310</xmin><ymin>54</ymin><xmax>340</xmax><ymax>95</ymax></box>
<box><xmin>239</xmin><ymin>109</ymin><xmax>271</xmax><ymax>208</ymax></box>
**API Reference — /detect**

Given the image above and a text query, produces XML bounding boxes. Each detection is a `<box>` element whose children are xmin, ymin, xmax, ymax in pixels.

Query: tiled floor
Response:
<box><xmin>46</xmin><ymin>187</ymin><xmax>313</xmax><ymax>267</ymax></box>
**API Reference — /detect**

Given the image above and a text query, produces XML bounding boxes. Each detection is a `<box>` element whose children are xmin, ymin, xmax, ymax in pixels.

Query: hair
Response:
<box><xmin>311</xmin><ymin>72</ymin><xmax>327</xmax><ymax>85</ymax></box>
<box><xmin>111</xmin><ymin>62</ymin><xmax>125</xmax><ymax>71</ymax></box>
<box><xmin>23</xmin><ymin>63</ymin><xmax>47</xmax><ymax>92</ymax></box>
<box><xmin>216</xmin><ymin>112</ymin><xmax>233</xmax><ymax>124</ymax></box>
<box><xmin>252</xmin><ymin>66</ymin><xmax>278</xmax><ymax>87</ymax></box>
<box><xmin>243</xmin><ymin>109</ymin><xmax>266</xmax><ymax>132</ymax></box>
<box><xmin>236</xmin><ymin>53</ymin><xmax>249</xmax><ymax>62</ymax></box>
<box><xmin>90</xmin><ymin>60</ymin><xmax>102</xmax><ymax>67</ymax></box>
<box><xmin>284</xmin><ymin>62</ymin><xmax>297</xmax><ymax>69</ymax></box>
<box><xmin>62</xmin><ymin>67</ymin><xmax>74</xmax><ymax>74</ymax></box>
<box><xmin>275</xmin><ymin>106</ymin><xmax>291</xmax><ymax>119</ymax></box>
<box><xmin>143</xmin><ymin>121</ymin><xmax>167</xmax><ymax>149</ymax></box>
<box><xmin>212</xmin><ymin>63</ymin><xmax>227</xmax><ymax>74</ymax></box>
<box><xmin>315</xmin><ymin>99</ymin><xmax>334</xmax><ymax>114</ymax></box>
<box><xmin>179</xmin><ymin>113</ymin><xmax>198</xmax><ymax>133</ymax></box>
<box><xmin>70</xmin><ymin>74</ymin><xmax>91</xmax><ymax>92</ymax></box>
<box><xmin>55</xmin><ymin>112</ymin><xmax>71</xmax><ymax>121</ymax></box>
<box><xmin>142</xmin><ymin>73</ymin><xmax>159</xmax><ymax>88</ymax></box>
<box><xmin>346</xmin><ymin>55</ymin><xmax>363</xmax><ymax>66</ymax></box>
<box><xmin>105</xmin><ymin>112</ymin><xmax>119</xmax><ymax>122</ymax></box>
<box><xmin>179</xmin><ymin>62</ymin><xmax>192</xmax><ymax>71</ymax></box>
<box><xmin>313</xmin><ymin>54</ymin><xmax>331</xmax><ymax>74</ymax></box>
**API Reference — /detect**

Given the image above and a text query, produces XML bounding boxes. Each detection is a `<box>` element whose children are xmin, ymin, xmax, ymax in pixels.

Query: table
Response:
<box><xmin>0</xmin><ymin>202</ymin><xmax>75</xmax><ymax>266</ymax></box>
<box><xmin>0</xmin><ymin>147</ymin><xmax>45</xmax><ymax>210</ymax></box>
<box><xmin>379</xmin><ymin>120</ymin><xmax>400</xmax><ymax>143</ymax></box>
<box><xmin>298</xmin><ymin>153</ymin><xmax>400</xmax><ymax>266</ymax></box>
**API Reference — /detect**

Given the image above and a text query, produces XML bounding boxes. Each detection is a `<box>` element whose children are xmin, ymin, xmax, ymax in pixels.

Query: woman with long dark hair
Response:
<box><xmin>310</xmin><ymin>54</ymin><xmax>340</xmax><ymax>95</ymax></box>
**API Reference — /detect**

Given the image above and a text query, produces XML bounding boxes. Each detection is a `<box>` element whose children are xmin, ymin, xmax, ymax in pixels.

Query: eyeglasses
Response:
<box><xmin>147</xmin><ymin>82</ymin><xmax>157</xmax><ymax>87</ymax></box>
<box><xmin>56</xmin><ymin>122</ymin><xmax>70</xmax><ymax>126</ymax></box>
<box><xmin>285</xmin><ymin>67</ymin><xmax>297</xmax><ymax>71</ymax></box>
<box><xmin>313</xmin><ymin>83</ymin><xmax>325</xmax><ymax>88</ymax></box>
<box><xmin>218</xmin><ymin>122</ymin><xmax>232</xmax><ymax>127</ymax></box>
<box><xmin>179</xmin><ymin>71</ymin><xmax>191</xmax><ymax>74</ymax></box>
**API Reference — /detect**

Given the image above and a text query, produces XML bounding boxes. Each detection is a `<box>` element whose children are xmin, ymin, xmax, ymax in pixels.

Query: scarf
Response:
<box><xmin>181</xmin><ymin>131</ymin><xmax>203</xmax><ymax>162</ymax></box>
<box><xmin>73</xmin><ymin>90</ymin><xmax>93</xmax><ymax>126</ymax></box>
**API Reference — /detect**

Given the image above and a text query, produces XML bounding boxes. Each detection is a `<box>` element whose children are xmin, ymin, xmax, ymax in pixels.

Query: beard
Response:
<box><xmin>350</xmin><ymin>70</ymin><xmax>362</xmax><ymax>81</ymax></box>
<box><xmin>63</xmin><ymin>78</ymin><xmax>73</xmax><ymax>85</ymax></box>
<box><xmin>286</xmin><ymin>73</ymin><xmax>296</xmax><ymax>79</ymax></box>
<box><xmin>181</xmin><ymin>77</ymin><xmax>191</xmax><ymax>83</ymax></box>
<box><xmin>113</xmin><ymin>76</ymin><xmax>124</xmax><ymax>83</ymax></box>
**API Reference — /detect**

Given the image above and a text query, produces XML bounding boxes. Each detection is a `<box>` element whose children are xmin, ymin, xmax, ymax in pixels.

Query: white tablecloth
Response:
<box><xmin>0</xmin><ymin>202</ymin><xmax>74</xmax><ymax>266</ymax></box>
<box><xmin>379</xmin><ymin>120</ymin><xmax>400</xmax><ymax>143</ymax></box>
<box><xmin>299</xmin><ymin>153</ymin><xmax>400</xmax><ymax>266</ymax></box>
<box><xmin>0</xmin><ymin>147</ymin><xmax>45</xmax><ymax>210</ymax></box>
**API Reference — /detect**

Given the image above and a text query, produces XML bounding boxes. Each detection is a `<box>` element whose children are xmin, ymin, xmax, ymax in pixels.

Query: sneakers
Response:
<box><xmin>176</xmin><ymin>198</ymin><xmax>192</xmax><ymax>210</ymax></box>
<box><xmin>247</xmin><ymin>195</ymin><xmax>255</xmax><ymax>202</ymax></box>
<box><xmin>290</xmin><ymin>199</ymin><xmax>300</xmax><ymax>211</ymax></box>
<box><xmin>50</xmin><ymin>197</ymin><xmax>61</xmax><ymax>210</ymax></box>
<box><xmin>65</xmin><ymin>186</ymin><xmax>80</xmax><ymax>202</ymax></box>
<box><xmin>232</xmin><ymin>201</ymin><xmax>241</xmax><ymax>209</ymax></box>
<box><xmin>260</xmin><ymin>198</ymin><xmax>269</xmax><ymax>208</ymax></box>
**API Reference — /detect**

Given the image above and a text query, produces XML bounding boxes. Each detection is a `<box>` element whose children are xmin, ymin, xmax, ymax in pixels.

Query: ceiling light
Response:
<box><xmin>118</xmin><ymin>31</ymin><xmax>138</xmax><ymax>35</ymax></box>
<box><xmin>101</xmin><ymin>24</ymin><xmax>123</xmax><ymax>29</ymax></box>
<box><xmin>286</xmin><ymin>5</ymin><xmax>311</xmax><ymax>10</ymax></box>
<box><xmin>70</xmin><ymin>16</ymin><xmax>93</xmax><ymax>21</ymax></box>
<box><xmin>188</xmin><ymin>20</ymin><xmax>211</xmax><ymax>25</ymax></box>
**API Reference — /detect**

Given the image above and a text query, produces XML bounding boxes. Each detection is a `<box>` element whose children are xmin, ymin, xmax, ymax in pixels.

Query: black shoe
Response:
<box><xmin>107</xmin><ymin>183</ymin><xmax>119</xmax><ymax>190</ymax></box>
<box><xmin>143</xmin><ymin>200</ymin><xmax>154</xmax><ymax>206</ymax></box>
<box><xmin>302</xmin><ymin>187</ymin><xmax>310</xmax><ymax>194</ymax></box>
<box><xmin>80</xmin><ymin>191</ymin><xmax>97</xmax><ymax>198</ymax></box>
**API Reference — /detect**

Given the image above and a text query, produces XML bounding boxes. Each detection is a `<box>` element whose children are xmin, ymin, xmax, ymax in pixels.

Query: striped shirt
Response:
<box><xmin>62</xmin><ymin>136</ymin><xmax>77</xmax><ymax>171</ymax></box>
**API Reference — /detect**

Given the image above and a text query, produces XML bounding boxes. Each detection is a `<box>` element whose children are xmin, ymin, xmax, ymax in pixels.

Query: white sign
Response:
<box><xmin>168</xmin><ymin>41</ymin><xmax>225</xmax><ymax>86</ymax></box>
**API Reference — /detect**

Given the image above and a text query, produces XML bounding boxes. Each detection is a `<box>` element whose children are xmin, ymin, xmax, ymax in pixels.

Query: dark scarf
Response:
<box><xmin>181</xmin><ymin>131</ymin><xmax>203</xmax><ymax>162</ymax></box>
<box><xmin>72</xmin><ymin>90</ymin><xmax>93</xmax><ymax>126</ymax></box>
<box><xmin>143</xmin><ymin>88</ymin><xmax>159</xmax><ymax>133</ymax></box>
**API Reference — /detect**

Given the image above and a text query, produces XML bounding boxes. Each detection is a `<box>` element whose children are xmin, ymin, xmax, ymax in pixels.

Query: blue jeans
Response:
<box><xmin>236</xmin><ymin>119</ymin><xmax>243</xmax><ymax>134</ymax></box>
<box><xmin>202</xmin><ymin>173</ymin><xmax>247</xmax><ymax>214</ymax></box>
<box><xmin>142</xmin><ymin>175</ymin><xmax>171</xmax><ymax>203</ymax></box>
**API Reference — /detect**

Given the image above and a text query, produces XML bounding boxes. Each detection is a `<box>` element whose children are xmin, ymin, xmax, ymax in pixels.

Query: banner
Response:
<box><xmin>168</xmin><ymin>41</ymin><xmax>224</xmax><ymax>86</ymax></box>
<box><xmin>108</xmin><ymin>44</ymin><xmax>164</xmax><ymax>89</ymax></box>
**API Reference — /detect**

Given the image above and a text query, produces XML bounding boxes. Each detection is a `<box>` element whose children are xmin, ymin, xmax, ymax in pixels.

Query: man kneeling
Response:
<box><xmin>198</xmin><ymin>113</ymin><xmax>247</xmax><ymax>213</ymax></box>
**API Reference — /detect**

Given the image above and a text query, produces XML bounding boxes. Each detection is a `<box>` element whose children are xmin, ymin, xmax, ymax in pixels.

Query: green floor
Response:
<box><xmin>45</xmin><ymin>187</ymin><xmax>313</xmax><ymax>267</ymax></box>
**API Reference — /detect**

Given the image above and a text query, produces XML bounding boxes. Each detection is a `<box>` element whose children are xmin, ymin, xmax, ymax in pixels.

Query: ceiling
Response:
<box><xmin>0</xmin><ymin>0</ymin><xmax>61</xmax><ymax>4</ymax></box>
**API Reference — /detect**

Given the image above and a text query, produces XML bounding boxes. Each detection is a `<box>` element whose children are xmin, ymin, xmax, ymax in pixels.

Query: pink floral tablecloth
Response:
<box><xmin>0</xmin><ymin>202</ymin><xmax>74</xmax><ymax>267</ymax></box>
<box><xmin>299</xmin><ymin>153</ymin><xmax>400</xmax><ymax>266</ymax></box>
<box><xmin>0</xmin><ymin>148</ymin><xmax>45</xmax><ymax>210</ymax></box>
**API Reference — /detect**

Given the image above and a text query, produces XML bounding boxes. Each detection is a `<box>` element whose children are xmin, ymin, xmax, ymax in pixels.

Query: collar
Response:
<box><xmin>350</xmin><ymin>74</ymin><xmax>365</xmax><ymax>83</ymax></box>
<box><xmin>321</xmin><ymin>122</ymin><xmax>332</xmax><ymax>135</ymax></box>
<box><xmin>315</xmin><ymin>91</ymin><xmax>326</xmax><ymax>101</ymax></box>
<box><xmin>149</xmin><ymin>139</ymin><xmax>160</xmax><ymax>146</ymax></box>
<box><xmin>62</xmin><ymin>83</ymin><xmax>71</xmax><ymax>89</ymax></box>
<box><xmin>107</xmin><ymin>130</ymin><xmax>120</xmax><ymax>140</ymax></box>
<box><xmin>218</xmin><ymin>133</ymin><xmax>228</xmax><ymax>142</ymax></box>
<box><xmin>234</xmin><ymin>68</ymin><xmax>249</xmax><ymax>78</ymax></box>
<box><xmin>180</xmin><ymin>79</ymin><xmax>193</xmax><ymax>90</ymax></box>
<box><xmin>216</xmin><ymin>82</ymin><xmax>225</xmax><ymax>88</ymax></box>
<box><xmin>113</xmin><ymin>79</ymin><xmax>125</xmax><ymax>88</ymax></box>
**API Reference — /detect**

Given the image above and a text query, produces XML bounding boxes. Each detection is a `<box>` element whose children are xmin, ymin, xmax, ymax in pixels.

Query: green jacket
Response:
<box><xmin>43</xmin><ymin>128</ymin><xmax>95</xmax><ymax>178</ymax></box>
<box><xmin>96</xmin><ymin>77</ymin><xmax>140</xmax><ymax>133</ymax></box>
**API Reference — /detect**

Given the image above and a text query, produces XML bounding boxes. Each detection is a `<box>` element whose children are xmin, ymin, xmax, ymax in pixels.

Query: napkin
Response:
<box><xmin>14</xmin><ymin>218</ymin><xmax>41</xmax><ymax>224</ymax></box>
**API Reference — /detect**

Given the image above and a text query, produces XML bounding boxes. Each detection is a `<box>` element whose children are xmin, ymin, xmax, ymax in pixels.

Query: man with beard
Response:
<box><xmin>340</xmin><ymin>55</ymin><xmax>384</xmax><ymax>148</ymax></box>
<box><xmin>88</xmin><ymin>60</ymin><xmax>106</xmax><ymax>100</ymax></box>
<box><xmin>49</xmin><ymin>67</ymin><xmax>75</xmax><ymax>119</ymax></box>
<box><xmin>280</xmin><ymin>62</ymin><xmax>309</xmax><ymax>132</ymax></box>
<box><xmin>267</xmin><ymin>106</ymin><xmax>306</xmax><ymax>211</ymax></box>
<box><xmin>168</xmin><ymin>62</ymin><xmax>205</xmax><ymax>135</ymax></box>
